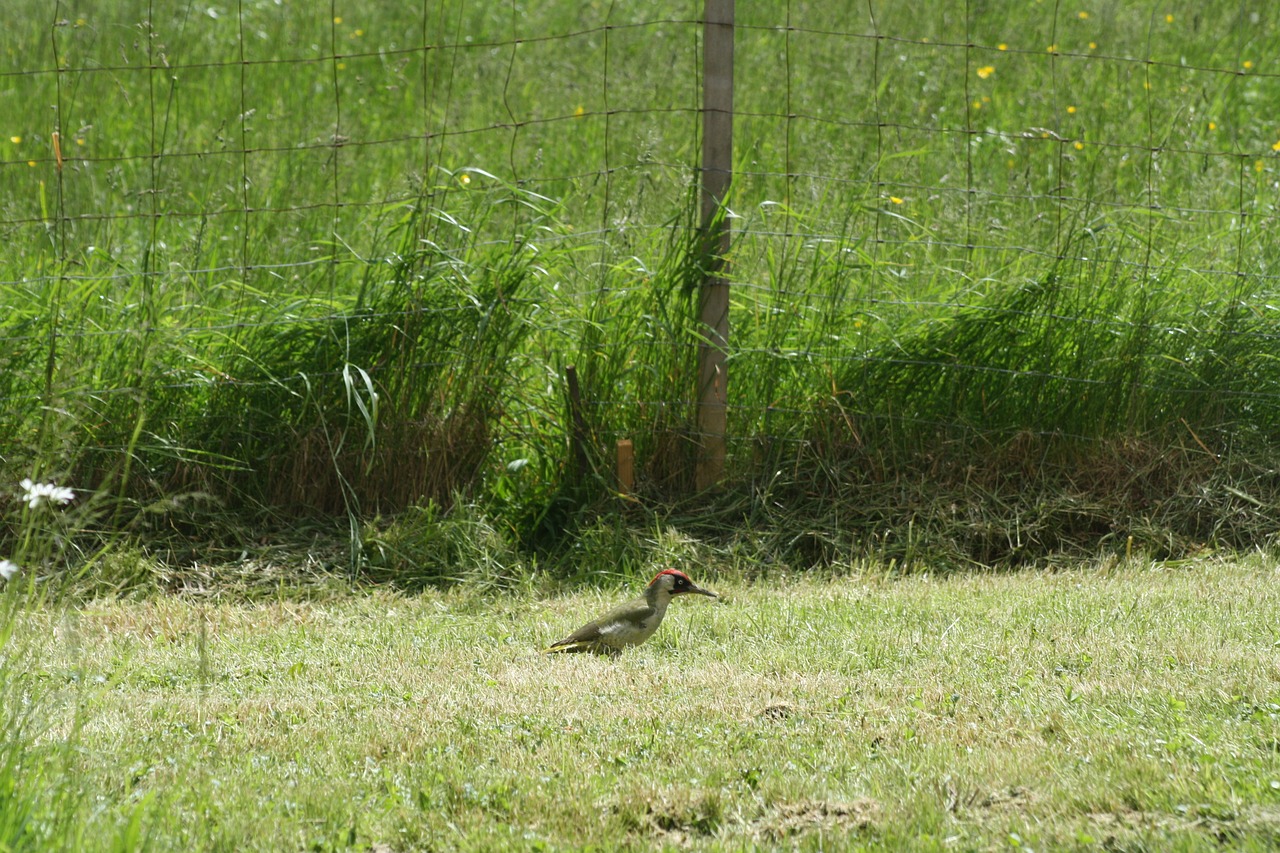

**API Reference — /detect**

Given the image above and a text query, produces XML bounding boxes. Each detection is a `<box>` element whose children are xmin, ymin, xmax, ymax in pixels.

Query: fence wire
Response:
<box><xmin>2</xmin><ymin>1</ymin><xmax>1278</xmax><ymax>498</ymax></box>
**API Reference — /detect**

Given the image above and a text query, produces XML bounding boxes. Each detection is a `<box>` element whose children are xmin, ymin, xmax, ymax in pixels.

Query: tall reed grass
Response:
<box><xmin>4</xmin><ymin>2</ymin><xmax>1280</xmax><ymax>574</ymax></box>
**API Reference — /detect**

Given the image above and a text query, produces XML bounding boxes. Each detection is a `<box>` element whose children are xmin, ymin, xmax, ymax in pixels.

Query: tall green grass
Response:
<box><xmin>4</xmin><ymin>1</ymin><xmax>1280</xmax><ymax>573</ymax></box>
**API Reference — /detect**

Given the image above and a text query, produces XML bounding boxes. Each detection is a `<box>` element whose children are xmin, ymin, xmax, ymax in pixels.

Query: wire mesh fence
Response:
<box><xmin>3</xmin><ymin>1</ymin><xmax>1279</xmax><ymax>523</ymax></box>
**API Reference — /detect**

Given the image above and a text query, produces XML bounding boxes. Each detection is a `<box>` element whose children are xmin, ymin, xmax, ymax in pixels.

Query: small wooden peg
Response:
<box><xmin>616</xmin><ymin>439</ymin><xmax>634</xmax><ymax>495</ymax></box>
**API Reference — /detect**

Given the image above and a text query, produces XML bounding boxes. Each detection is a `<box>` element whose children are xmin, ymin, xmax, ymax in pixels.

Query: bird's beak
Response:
<box><xmin>688</xmin><ymin>584</ymin><xmax>717</xmax><ymax>598</ymax></box>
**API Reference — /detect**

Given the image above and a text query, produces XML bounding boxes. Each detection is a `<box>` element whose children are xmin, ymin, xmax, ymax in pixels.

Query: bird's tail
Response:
<box><xmin>543</xmin><ymin>640</ymin><xmax>617</xmax><ymax>656</ymax></box>
<box><xmin>543</xmin><ymin>641</ymin><xmax>591</xmax><ymax>654</ymax></box>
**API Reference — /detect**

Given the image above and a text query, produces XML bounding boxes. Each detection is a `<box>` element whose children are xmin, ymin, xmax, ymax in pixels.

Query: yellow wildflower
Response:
<box><xmin>976</xmin><ymin>66</ymin><xmax>995</xmax><ymax>79</ymax></box>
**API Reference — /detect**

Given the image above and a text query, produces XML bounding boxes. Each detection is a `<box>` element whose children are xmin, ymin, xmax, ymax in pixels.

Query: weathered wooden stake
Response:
<box><xmin>696</xmin><ymin>0</ymin><xmax>733</xmax><ymax>492</ymax></box>
<box><xmin>616</xmin><ymin>439</ymin><xmax>634</xmax><ymax>495</ymax></box>
<box><xmin>565</xmin><ymin>364</ymin><xmax>590</xmax><ymax>485</ymax></box>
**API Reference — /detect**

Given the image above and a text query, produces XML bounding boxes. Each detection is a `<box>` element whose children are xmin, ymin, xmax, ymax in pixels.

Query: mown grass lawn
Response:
<box><xmin>10</xmin><ymin>557</ymin><xmax>1280</xmax><ymax>850</ymax></box>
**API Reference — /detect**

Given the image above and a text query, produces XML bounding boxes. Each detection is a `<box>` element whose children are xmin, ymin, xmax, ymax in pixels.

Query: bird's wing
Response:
<box><xmin>549</xmin><ymin>618</ymin><xmax>604</xmax><ymax>648</ymax></box>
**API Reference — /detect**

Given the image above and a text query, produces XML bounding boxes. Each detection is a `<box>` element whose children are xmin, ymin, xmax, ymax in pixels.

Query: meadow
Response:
<box><xmin>6</xmin><ymin>557</ymin><xmax>1280</xmax><ymax>850</ymax></box>
<box><xmin>2</xmin><ymin>1</ymin><xmax>1280</xmax><ymax>567</ymax></box>
<box><xmin>4</xmin><ymin>2</ymin><xmax>1280</xmax><ymax>848</ymax></box>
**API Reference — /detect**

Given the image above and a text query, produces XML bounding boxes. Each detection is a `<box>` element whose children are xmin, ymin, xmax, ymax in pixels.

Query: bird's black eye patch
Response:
<box><xmin>675</xmin><ymin>576</ymin><xmax>689</xmax><ymax>589</ymax></box>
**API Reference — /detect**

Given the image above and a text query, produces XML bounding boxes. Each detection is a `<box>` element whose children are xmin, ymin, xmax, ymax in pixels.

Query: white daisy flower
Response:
<box><xmin>20</xmin><ymin>478</ymin><xmax>75</xmax><ymax>509</ymax></box>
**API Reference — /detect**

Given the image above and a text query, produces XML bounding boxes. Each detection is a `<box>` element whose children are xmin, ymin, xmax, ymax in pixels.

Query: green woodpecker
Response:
<box><xmin>544</xmin><ymin>568</ymin><xmax>718</xmax><ymax>656</ymax></box>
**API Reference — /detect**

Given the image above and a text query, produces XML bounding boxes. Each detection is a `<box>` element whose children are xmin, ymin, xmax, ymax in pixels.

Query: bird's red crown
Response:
<box><xmin>649</xmin><ymin>568</ymin><xmax>690</xmax><ymax>585</ymax></box>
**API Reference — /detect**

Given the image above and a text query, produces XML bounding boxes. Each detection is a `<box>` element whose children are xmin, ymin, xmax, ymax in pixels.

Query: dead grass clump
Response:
<box><xmin>630</xmin><ymin>789</ymin><xmax>725</xmax><ymax>846</ymax></box>
<box><xmin>752</xmin><ymin>798</ymin><xmax>880</xmax><ymax>842</ymax></box>
<box><xmin>636</xmin><ymin>792</ymin><xmax>879</xmax><ymax>846</ymax></box>
<box><xmin>266</xmin><ymin>403</ymin><xmax>493</xmax><ymax>515</ymax></box>
<box><xmin>977</xmin><ymin>785</ymin><xmax>1036</xmax><ymax>812</ymax></box>
<box><xmin>758</xmin><ymin>702</ymin><xmax>795</xmax><ymax>721</ymax></box>
<box><xmin>723</xmin><ymin>427</ymin><xmax>1280</xmax><ymax>569</ymax></box>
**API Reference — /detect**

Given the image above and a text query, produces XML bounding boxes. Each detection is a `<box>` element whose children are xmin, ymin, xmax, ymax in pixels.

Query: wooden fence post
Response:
<box><xmin>696</xmin><ymin>0</ymin><xmax>734</xmax><ymax>491</ymax></box>
<box><xmin>616</xmin><ymin>439</ymin><xmax>634</xmax><ymax>495</ymax></box>
<box><xmin>565</xmin><ymin>364</ymin><xmax>590</xmax><ymax>486</ymax></box>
